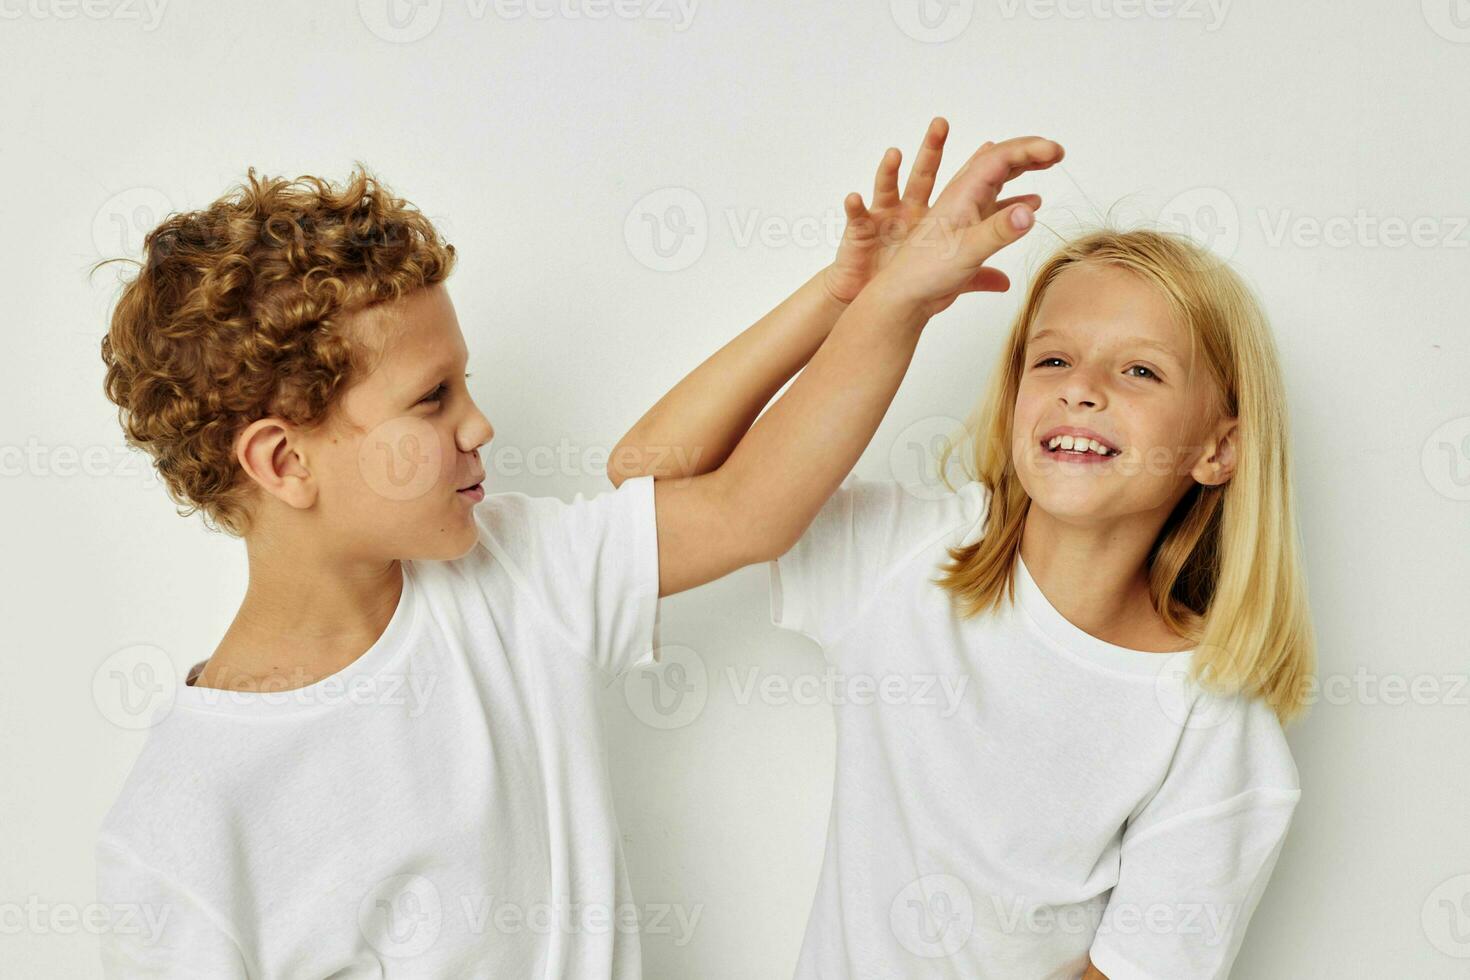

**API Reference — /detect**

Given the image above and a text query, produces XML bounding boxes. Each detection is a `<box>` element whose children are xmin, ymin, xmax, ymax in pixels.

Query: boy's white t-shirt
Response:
<box><xmin>769</xmin><ymin>475</ymin><xmax>1301</xmax><ymax>980</ymax></box>
<box><xmin>95</xmin><ymin>475</ymin><xmax>662</xmax><ymax>979</ymax></box>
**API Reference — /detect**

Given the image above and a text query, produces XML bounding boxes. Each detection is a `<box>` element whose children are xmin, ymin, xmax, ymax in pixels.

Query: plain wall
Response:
<box><xmin>2</xmin><ymin>0</ymin><xmax>1467</xmax><ymax>975</ymax></box>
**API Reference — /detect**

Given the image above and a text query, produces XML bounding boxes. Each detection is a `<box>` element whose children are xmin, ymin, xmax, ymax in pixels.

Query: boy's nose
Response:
<box><xmin>463</xmin><ymin>412</ymin><xmax>494</xmax><ymax>451</ymax></box>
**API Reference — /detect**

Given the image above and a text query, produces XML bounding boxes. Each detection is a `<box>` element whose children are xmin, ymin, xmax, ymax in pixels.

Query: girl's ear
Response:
<box><xmin>235</xmin><ymin>417</ymin><xmax>318</xmax><ymax>511</ymax></box>
<box><xmin>1192</xmin><ymin>416</ymin><xmax>1239</xmax><ymax>487</ymax></box>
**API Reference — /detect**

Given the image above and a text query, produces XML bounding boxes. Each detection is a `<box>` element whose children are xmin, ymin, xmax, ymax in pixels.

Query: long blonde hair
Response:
<box><xmin>935</xmin><ymin>227</ymin><xmax>1315</xmax><ymax>723</ymax></box>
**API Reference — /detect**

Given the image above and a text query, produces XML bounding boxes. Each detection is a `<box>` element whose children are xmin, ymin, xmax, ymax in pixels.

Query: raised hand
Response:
<box><xmin>824</xmin><ymin>117</ymin><xmax>952</xmax><ymax>304</ymax></box>
<box><xmin>877</xmin><ymin>133</ymin><xmax>1064</xmax><ymax>317</ymax></box>
<box><xmin>824</xmin><ymin>119</ymin><xmax>1049</xmax><ymax>307</ymax></box>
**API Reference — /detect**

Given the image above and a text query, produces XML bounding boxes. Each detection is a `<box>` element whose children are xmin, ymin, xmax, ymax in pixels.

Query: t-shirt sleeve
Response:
<box><xmin>768</xmin><ymin>474</ymin><xmax>988</xmax><ymax>651</ymax></box>
<box><xmin>96</xmin><ymin>838</ymin><xmax>248</xmax><ymax>978</ymax></box>
<box><xmin>1088</xmin><ymin>695</ymin><xmax>1302</xmax><ymax>980</ymax></box>
<box><xmin>472</xmin><ymin>474</ymin><xmax>662</xmax><ymax>679</ymax></box>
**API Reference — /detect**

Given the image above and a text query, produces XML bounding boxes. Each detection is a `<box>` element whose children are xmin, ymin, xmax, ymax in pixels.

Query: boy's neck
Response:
<box><xmin>193</xmin><ymin>537</ymin><xmax>405</xmax><ymax>694</ymax></box>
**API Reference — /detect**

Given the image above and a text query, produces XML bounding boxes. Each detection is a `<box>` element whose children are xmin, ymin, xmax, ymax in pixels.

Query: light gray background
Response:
<box><xmin>2</xmin><ymin>0</ymin><xmax>1467</xmax><ymax>976</ymax></box>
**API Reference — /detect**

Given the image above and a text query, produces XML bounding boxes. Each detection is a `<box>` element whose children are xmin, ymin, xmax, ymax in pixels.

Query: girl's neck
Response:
<box><xmin>1018</xmin><ymin>506</ymin><xmax>1188</xmax><ymax>653</ymax></box>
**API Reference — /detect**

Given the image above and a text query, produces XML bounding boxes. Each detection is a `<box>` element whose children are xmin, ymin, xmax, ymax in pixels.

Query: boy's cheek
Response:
<box><xmin>316</xmin><ymin>422</ymin><xmax>471</xmax><ymax>558</ymax></box>
<box><xmin>354</xmin><ymin>415</ymin><xmax>448</xmax><ymax>504</ymax></box>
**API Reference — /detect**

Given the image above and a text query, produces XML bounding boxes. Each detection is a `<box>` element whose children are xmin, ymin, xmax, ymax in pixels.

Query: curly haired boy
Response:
<box><xmin>94</xmin><ymin>132</ymin><xmax>1057</xmax><ymax>976</ymax></box>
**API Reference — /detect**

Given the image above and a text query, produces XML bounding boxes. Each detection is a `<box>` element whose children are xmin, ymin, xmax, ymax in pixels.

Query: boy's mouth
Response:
<box><xmin>456</xmin><ymin>478</ymin><xmax>485</xmax><ymax>502</ymax></box>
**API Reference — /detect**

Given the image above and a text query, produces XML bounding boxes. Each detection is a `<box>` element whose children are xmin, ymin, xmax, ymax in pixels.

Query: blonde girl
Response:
<box><xmin>612</xmin><ymin>117</ymin><xmax>1311</xmax><ymax>979</ymax></box>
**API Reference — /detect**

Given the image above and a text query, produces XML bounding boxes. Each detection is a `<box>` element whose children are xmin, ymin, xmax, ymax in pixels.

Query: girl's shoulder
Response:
<box><xmin>826</xmin><ymin>474</ymin><xmax>992</xmax><ymax>574</ymax></box>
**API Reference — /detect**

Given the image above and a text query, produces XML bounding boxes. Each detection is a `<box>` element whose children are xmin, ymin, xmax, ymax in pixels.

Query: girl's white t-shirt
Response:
<box><xmin>95</xmin><ymin>475</ymin><xmax>662</xmax><ymax>979</ymax></box>
<box><xmin>769</xmin><ymin>475</ymin><xmax>1301</xmax><ymax>980</ymax></box>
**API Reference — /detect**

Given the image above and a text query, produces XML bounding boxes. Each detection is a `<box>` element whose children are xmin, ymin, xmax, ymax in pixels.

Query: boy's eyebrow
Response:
<box><xmin>402</xmin><ymin>368</ymin><xmax>446</xmax><ymax>396</ymax></box>
<box><xmin>403</xmin><ymin>356</ymin><xmax>467</xmax><ymax>394</ymax></box>
<box><xmin>1026</xmin><ymin>327</ymin><xmax>1181</xmax><ymax>364</ymax></box>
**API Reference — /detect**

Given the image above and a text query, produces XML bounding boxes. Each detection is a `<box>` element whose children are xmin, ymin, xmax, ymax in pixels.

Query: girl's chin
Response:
<box><xmin>1025</xmin><ymin>480</ymin><xmax>1118</xmax><ymax>514</ymax></box>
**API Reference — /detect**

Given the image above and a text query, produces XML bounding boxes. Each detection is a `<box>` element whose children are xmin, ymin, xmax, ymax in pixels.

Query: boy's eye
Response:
<box><xmin>417</xmin><ymin>383</ymin><xmax>448</xmax><ymax>405</ymax></box>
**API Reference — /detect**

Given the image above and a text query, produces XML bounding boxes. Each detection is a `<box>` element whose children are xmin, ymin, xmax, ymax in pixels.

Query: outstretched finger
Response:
<box><xmin>979</xmin><ymin>137</ymin><xmax>1064</xmax><ymax>193</ymax></box>
<box><xmin>901</xmin><ymin>117</ymin><xmax>949</xmax><ymax>206</ymax></box>
<box><xmin>872</xmin><ymin>147</ymin><xmax>902</xmax><ymax>210</ymax></box>
<box><xmin>944</xmin><ymin>137</ymin><xmax>1063</xmax><ymax>207</ymax></box>
<box><xmin>950</xmin><ymin>141</ymin><xmax>991</xmax><ymax>182</ymax></box>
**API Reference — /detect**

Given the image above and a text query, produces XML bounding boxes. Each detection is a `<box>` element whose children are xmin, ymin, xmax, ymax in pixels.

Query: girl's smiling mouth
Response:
<box><xmin>1038</xmin><ymin>426</ymin><xmax>1123</xmax><ymax>462</ymax></box>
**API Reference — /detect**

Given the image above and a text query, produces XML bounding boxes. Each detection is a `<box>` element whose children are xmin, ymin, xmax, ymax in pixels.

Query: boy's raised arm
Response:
<box><xmin>649</xmin><ymin>132</ymin><xmax>1065</xmax><ymax>598</ymax></box>
<box><xmin>607</xmin><ymin>265</ymin><xmax>849</xmax><ymax>486</ymax></box>
<box><xmin>610</xmin><ymin>117</ymin><xmax>1042</xmax><ymax>489</ymax></box>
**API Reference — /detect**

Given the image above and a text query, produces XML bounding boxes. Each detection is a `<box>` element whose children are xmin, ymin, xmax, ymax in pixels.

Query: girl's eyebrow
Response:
<box><xmin>1027</xmin><ymin>328</ymin><xmax>1181</xmax><ymax>365</ymax></box>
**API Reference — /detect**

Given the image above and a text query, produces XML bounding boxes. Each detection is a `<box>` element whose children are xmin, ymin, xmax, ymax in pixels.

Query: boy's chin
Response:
<box><xmin>421</xmin><ymin>525</ymin><xmax>480</xmax><ymax>563</ymax></box>
<box><xmin>445</xmin><ymin>530</ymin><xmax>480</xmax><ymax>561</ymax></box>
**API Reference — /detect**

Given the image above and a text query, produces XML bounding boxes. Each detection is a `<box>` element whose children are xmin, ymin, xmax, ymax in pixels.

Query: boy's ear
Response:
<box><xmin>1192</xmin><ymin>416</ymin><xmax>1239</xmax><ymax>488</ymax></box>
<box><xmin>236</xmin><ymin>418</ymin><xmax>318</xmax><ymax>511</ymax></box>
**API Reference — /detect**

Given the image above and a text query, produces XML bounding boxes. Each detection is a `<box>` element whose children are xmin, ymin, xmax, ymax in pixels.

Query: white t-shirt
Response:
<box><xmin>769</xmin><ymin>476</ymin><xmax>1301</xmax><ymax>980</ymax></box>
<box><xmin>95</xmin><ymin>475</ymin><xmax>662</xmax><ymax>979</ymax></box>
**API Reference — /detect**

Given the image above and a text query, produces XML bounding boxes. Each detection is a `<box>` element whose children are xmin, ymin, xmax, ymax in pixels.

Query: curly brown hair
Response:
<box><xmin>94</xmin><ymin>163</ymin><xmax>457</xmax><ymax>536</ymax></box>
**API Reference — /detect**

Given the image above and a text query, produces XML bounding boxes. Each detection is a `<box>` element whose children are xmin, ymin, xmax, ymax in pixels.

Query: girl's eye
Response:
<box><xmin>418</xmin><ymin>383</ymin><xmax>448</xmax><ymax>405</ymax></box>
<box><xmin>1033</xmin><ymin>358</ymin><xmax>1162</xmax><ymax>382</ymax></box>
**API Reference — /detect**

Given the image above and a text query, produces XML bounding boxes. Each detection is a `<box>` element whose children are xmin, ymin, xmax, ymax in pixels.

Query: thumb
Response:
<box><xmin>959</xmin><ymin>203</ymin><xmax>1035</xmax><ymax>266</ymax></box>
<box><xmin>842</xmin><ymin>191</ymin><xmax>876</xmax><ymax>241</ymax></box>
<box><xmin>961</xmin><ymin>266</ymin><xmax>1012</xmax><ymax>293</ymax></box>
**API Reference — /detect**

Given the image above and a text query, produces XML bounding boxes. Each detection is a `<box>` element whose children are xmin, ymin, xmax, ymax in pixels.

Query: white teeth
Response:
<box><xmin>1046</xmin><ymin>435</ymin><xmax>1115</xmax><ymax>456</ymax></box>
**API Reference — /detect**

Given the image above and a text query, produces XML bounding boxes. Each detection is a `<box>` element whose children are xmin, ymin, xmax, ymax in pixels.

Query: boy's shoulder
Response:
<box><xmin>469</xmin><ymin>476</ymin><xmax>650</xmax><ymax>540</ymax></box>
<box><xmin>405</xmin><ymin>484</ymin><xmax>584</xmax><ymax>597</ymax></box>
<box><xmin>466</xmin><ymin>484</ymin><xmax>571</xmax><ymax>559</ymax></box>
<box><xmin>95</xmin><ymin>706</ymin><xmax>246</xmax><ymax>867</ymax></box>
<box><xmin>442</xmin><ymin>476</ymin><xmax>655</xmax><ymax>590</ymax></box>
